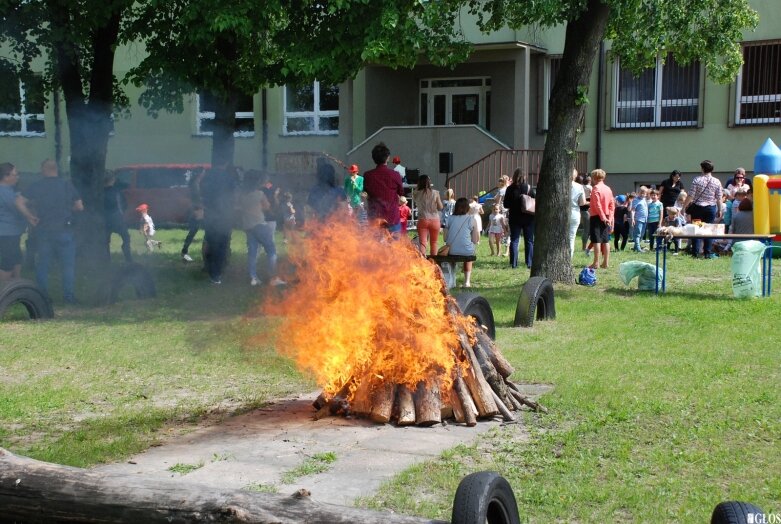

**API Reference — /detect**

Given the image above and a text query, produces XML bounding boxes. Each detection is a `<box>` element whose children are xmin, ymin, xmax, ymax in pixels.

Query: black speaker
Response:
<box><xmin>439</xmin><ymin>152</ymin><xmax>453</xmax><ymax>174</ymax></box>
<box><xmin>405</xmin><ymin>169</ymin><xmax>420</xmax><ymax>184</ymax></box>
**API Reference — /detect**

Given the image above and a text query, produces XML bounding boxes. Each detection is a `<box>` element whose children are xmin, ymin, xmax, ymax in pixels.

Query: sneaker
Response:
<box><xmin>250</xmin><ymin>277</ymin><xmax>260</xmax><ymax>286</ymax></box>
<box><xmin>210</xmin><ymin>278</ymin><xmax>222</xmax><ymax>285</ymax></box>
<box><xmin>584</xmin><ymin>249</ymin><xmax>591</xmax><ymax>256</ymax></box>
<box><xmin>672</xmin><ymin>252</ymin><xmax>679</xmax><ymax>256</ymax></box>
<box><xmin>182</xmin><ymin>253</ymin><xmax>194</xmax><ymax>262</ymax></box>
<box><xmin>269</xmin><ymin>277</ymin><xmax>287</xmax><ymax>287</ymax></box>
<box><xmin>705</xmin><ymin>253</ymin><xmax>718</xmax><ymax>259</ymax></box>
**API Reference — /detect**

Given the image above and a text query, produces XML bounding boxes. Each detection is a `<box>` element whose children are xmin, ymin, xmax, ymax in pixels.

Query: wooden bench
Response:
<box><xmin>427</xmin><ymin>254</ymin><xmax>477</xmax><ymax>289</ymax></box>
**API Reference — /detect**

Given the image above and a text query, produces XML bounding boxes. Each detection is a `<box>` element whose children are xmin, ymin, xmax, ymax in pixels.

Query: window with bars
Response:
<box><xmin>736</xmin><ymin>41</ymin><xmax>781</xmax><ymax>125</ymax></box>
<box><xmin>613</xmin><ymin>54</ymin><xmax>700</xmax><ymax>128</ymax></box>
<box><xmin>0</xmin><ymin>77</ymin><xmax>46</xmax><ymax>137</ymax></box>
<box><xmin>283</xmin><ymin>81</ymin><xmax>339</xmax><ymax>135</ymax></box>
<box><xmin>196</xmin><ymin>92</ymin><xmax>255</xmax><ymax>137</ymax></box>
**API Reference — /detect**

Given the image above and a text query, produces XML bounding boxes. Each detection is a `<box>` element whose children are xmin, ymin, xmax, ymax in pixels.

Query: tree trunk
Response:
<box><xmin>531</xmin><ymin>0</ymin><xmax>611</xmax><ymax>283</ymax></box>
<box><xmin>0</xmin><ymin>448</ymin><xmax>446</xmax><ymax>524</ymax></box>
<box><xmin>211</xmin><ymin>90</ymin><xmax>239</xmax><ymax>168</ymax></box>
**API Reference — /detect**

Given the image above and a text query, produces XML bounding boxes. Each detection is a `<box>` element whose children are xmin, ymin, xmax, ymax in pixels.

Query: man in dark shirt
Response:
<box><xmin>362</xmin><ymin>142</ymin><xmax>403</xmax><ymax>234</ymax></box>
<box><xmin>200</xmin><ymin>165</ymin><xmax>237</xmax><ymax>284</ymax></box>
<box><xmin>16</xmin><ymin>159</ymin><xmax>83</xmax><ymax>303</ymax></box>
<box><xmin>104</xmin><ymin>172</ymin><xmax>132</xmax><ymax>262</ymax></box>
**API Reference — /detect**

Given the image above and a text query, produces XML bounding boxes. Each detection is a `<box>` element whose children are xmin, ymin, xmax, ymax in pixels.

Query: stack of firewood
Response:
<box><xmin>313</xmin><ymin>294</ymin><xmax>545</xmax><ymax>426</ymax></box>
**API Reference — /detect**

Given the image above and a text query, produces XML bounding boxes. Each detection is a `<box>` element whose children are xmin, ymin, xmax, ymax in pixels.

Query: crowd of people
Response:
<box><xmin>0</xmin><ymin>150</ymin><xmax>762</xmax><ymax>300</ymax></box>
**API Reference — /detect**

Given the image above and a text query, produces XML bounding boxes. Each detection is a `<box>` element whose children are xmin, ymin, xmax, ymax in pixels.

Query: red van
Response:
<box><xmin>114</xmin><ymin>164</ymin><xmax>210</xmax><ymax>226</ymax></box>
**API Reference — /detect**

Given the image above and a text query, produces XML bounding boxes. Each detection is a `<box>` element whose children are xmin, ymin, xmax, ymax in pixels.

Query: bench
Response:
<box><xmin>427</xmin><ymin>254</ymin><xmax>477</xmax><ymax>289</ymax></box>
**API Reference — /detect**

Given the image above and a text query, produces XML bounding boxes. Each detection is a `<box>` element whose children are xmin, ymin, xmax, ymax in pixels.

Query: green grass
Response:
<box><xmin>168</xmin><ymin>460</ymin><xmax>204</xmax><ymax>475</ymax></box>
<box><xmin>2</xmin><ymin>228</ymin><xmax>779</xmax><ymax>522</ymax></box>
<box><xmin>280</xmin><ymin>451</ymin><xmax>338</xmax><ymax>484</ymax></box>
<box><xmin>243</xmin><ymin>482</ymin><xmax>279</xmax><ymax>494</ymax></box>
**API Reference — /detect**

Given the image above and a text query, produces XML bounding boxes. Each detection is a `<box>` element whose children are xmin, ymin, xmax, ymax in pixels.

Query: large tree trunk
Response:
<box><xmin>211</xmin><ymin>90</ymin><xmax>239</xmax><ymax>168</ymax></box>
<box><xmin>52</xmin><ymin>7</ymin><xmax>123</xmax><ymax>268</ymax></box>
<box><xmin>531</xmin><ymin>0</ymin><xmax>610</xmax><ymax>283</ymax></box>
<box><xmin>0</xmin><ymin>448</ymin><xmax>446</xmax><ymax>524</ymax></box>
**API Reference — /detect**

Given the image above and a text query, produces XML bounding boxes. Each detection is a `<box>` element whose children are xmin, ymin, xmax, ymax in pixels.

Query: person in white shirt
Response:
<box><xmin>135</xmin><ymin>203</ymin><xmax>161</xmax><ymax>251</ymax></box>
<box><xmin>392</xmin><ymin>156</ymin><xmax>406</xmax><ymax>182</ymax></box>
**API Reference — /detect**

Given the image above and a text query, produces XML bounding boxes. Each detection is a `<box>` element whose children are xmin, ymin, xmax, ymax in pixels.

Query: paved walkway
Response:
<box><xmin>95</xmin><ymin>385</ymin><xmax>551</xmax><ymax>507</ymax></box>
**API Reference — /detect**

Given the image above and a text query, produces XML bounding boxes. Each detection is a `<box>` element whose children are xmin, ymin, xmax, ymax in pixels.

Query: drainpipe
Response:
<box><xmin>595</xmin><ymin>40</ymin><xmax>605</xmax><ymax>169</ymax></box>
<box><xmin>261</xmin><ymin>88</ymin><xmax>268</xmax><ymax>170</ymax></box>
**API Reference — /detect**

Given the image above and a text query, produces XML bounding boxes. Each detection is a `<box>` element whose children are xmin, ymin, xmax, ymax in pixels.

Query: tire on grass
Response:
<box><xmin>513</xmin><ymin>276</ymin><xmax>555</xmax><ymax>328</ymax></box>
<box><xmin>454</xmin><ymin>292</ymin><xmax>496</xmax><ymax>340</ymax></box>
<box><xmin>451</xmin><ymin>471</ymin><xmax>520</xmax><ymax>524</ymax></box>
<box><xmin>711</xmin><ymin>501</ymin><xmax>765</xmax><ymax>524</ymax></box>
<box><xmin>107</xmin><ymin>263</ymin><xmax>156</xmax><ymax>304</ymax></box>
<box><xmin>0</xmin><ymin>278</ymin><xmax>53</xmax><ymax>320</ymax></box>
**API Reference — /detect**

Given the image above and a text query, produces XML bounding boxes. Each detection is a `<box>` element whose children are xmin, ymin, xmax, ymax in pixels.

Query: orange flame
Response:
<box><xmin>264</xmin><ymin>219</ymin><xmax>472</xmax><ymax>398</ymax></box>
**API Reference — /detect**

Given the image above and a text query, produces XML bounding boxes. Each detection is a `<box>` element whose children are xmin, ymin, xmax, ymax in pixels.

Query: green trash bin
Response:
<box><xmin>731</xmin><ymin>240</ymin><xmax>767</xmax><ymax>298</ymax></box>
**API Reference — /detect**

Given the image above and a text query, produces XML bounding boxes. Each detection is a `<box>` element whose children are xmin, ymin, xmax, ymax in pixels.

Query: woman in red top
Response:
<box><xmin>588</xmin><ymin>169</ymin><xmax>615</xmax><ymax>270</ymax></box>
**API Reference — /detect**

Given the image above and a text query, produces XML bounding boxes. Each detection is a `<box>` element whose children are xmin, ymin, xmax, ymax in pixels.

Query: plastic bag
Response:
<box><xmin>731</xmin><ymin>240</ymin><xmax>766</xmax><ymax>298</ymax></box>
<box><xmin>577</xmin><ymin>267</ymin><xmax>597</xmax><ymax>286</ymax></box>
<box><xmin>619</xmin><ymin>261</ymin><xmax>663</xmax><ymax>291</ymax></box>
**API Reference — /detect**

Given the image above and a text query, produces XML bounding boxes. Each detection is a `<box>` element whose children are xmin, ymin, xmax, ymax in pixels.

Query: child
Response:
<box><xmin>674</xmin><ymin>191</ymin><xmax>688</xmax><ymax>223</ymax></box>
<box><xmin>357</xmin><ymin>192</ymin><xmax>369</xmax><ymax>228</ymax></box>
<box><xmin>136</xmin><ymin>203</ymin><xmax>161</xmax><ymax>251</ymax></box>
<box><xmin>399</xmin><ymin>195</ymin><xmax>411</xmax><ymax>234</ymax></box>
<box><xmin>663</xmin><ymin>206</ymin><xmax>685</xmax><ymax>254</ymax></box>
<box><xmin>630</xmin><ymin>187</ymin><xmax>649</xmax><ymax>252</ymax></box>
<box><xmin>646</xmin><ymin>189</ymin><xmax>663</xmax><ymax>250</ymax></box>
<box><xmin>613</xmin><ymin>194</ymin><xmax>630</xmax><ymax>251</ymax></box>
<box><xmin>487</xmin><ymin>204</ymin><xmax>508</xmax><ymax>256</ymax></box>
<box><xmin>282</xmin><ymin>192</ymin><xmax>296</xmax><ymax>243</ymax></box>
<box><xmin>468</xmin><ymin>195</ymin><xmax>484</xmax><ymax>240</ymax></box>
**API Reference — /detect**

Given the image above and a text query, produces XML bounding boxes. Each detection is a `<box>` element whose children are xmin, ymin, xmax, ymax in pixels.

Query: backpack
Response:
<box><xmin>578</xmin><ymin>267</ymin><xmax>597</xmax><ymax>286</ymax></box>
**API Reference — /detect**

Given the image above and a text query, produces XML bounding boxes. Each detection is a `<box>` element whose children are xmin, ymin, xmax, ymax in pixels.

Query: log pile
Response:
<box><xmin>313</xmin><ymin>293</ymin><xmax>545</xmax><ymax>426</ymax></box>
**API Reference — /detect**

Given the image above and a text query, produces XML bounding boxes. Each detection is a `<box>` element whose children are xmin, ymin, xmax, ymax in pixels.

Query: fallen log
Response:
<box><xmin>0</xmin><ymin>448</ymin><xmax>446</xmax><ymax>524</ymax></box>
<box><xmin>490</xmin><ymin>389</ymin><xmax>516</xmax><ymax>422</ymax></box>
<box><xmin>506</xmin><ymin>382</ymin><xmax>549</xmax><ymax>414</ymax></box>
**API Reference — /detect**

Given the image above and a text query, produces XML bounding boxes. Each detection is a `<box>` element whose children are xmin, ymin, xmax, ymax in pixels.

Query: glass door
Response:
<box><xmin>420</xmin><ymin>77</ymin><xmax>490</xmax><ymax>128</ymax></box>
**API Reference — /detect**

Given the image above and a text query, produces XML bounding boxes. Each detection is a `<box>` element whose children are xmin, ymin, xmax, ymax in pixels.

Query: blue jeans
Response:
<box><xmin>36</xmin><ymin>229</ymin><xmax>76</xmax><ymax>301</ymax></box>
<box><xmin>632</xmin><ymin>221</ymin><xmax>647</xmax><ymax>250</ymax></box>
<box><xmin>246</xmin><ymin>224</ymin><xmax>277</xmax><ymax>280</ymax></box>
<box><xmin>509</xmin><ymin>222</ymin><xmax>534</xmax><ymax>269</ymax></box>
<box><xmin>646</xmin><ymin>221</ymin><xmax>660</xmax><ymax>250</ymax></box>
<box><xmin>688</xmin><ymin>204</ymin><xmax>718</xmax><ymax>256</ymax></box>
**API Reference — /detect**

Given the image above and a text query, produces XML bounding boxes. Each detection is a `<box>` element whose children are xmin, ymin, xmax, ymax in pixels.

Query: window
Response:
<box><xmin>283</xmin><ymin>81</ymin><xmax>339</xmax><ymax>135</ymax></box>
<box><xmin>0</xmin><ymin>77</ymin><xmax>46</xmax><ymax>137</ymax></box>
<box><xmin>613</xmin><ymin>54</ymin><xmax>700</xmax><ymax>128</ymax></box>
<box><xmin>539</xmin><ymin>56</ymin><xmax>561</xmax><ymax>132</ymax></box>
<box><xmin>419</xmin><ymin>77</ymin><xmax>491</xmax><ymax>128</ymax></box>
<box><xmin>196</xmin><ymin>92</ymin><xmax>255</xmax><ymax>137</ymax></box>
<box><xmin>736</xmin><ymin>41</ymin><xmax>781</xmax><ymax>125</ymax></box>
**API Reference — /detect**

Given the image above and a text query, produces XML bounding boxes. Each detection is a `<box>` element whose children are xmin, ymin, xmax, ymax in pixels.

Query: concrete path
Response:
<box><xmin>95</xmin><ymin>385</ymin><xmax>551</xmax><ymax>507</ymax></box>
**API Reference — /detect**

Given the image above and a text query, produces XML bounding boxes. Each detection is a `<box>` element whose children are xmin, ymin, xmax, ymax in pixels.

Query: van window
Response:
<box><xmin>136</xmin><ymin>168</ymin><xmax>190</xmax><ymax>189</ymax></box>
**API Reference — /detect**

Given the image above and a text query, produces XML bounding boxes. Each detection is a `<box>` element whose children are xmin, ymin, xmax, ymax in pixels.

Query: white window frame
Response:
<box><xmin>195</xmin><ymin>93</ymin><xmax>255</xmax><ymax>138</ymax></box>
<box><xmin>539</xmin><ymin>57</ymin><xmax>561</xmax><ymax>132</ymax></box>
<box><xmin>612</xmin><ymin>56</ymin><xmax>699</xmax><ymax>129</ymax></box>
<box><xmin>419</xmin><ymin>76</ymin><xmax>491</xmax><ymax>128</ymax></box>
<box><xmin>735</xmin><ymin>42</ymin><xmax>781</xmax><ymax>125</ymax></box>
<box><xmin>0</xmin><ymin>80</ymin><xmax>45</xmax><ymax>137</ymax></box>
<box><xmin>283</xmin><ymin>81</ymin><xmax>339</xmax><ymax>136</ymax></box>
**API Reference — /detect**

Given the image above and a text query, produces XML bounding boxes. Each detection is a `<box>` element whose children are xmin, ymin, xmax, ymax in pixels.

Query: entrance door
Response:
<box><xmin>421</xmin><ymin>77</ymin><xmax>490</xmax><ymax>127</ymax></box>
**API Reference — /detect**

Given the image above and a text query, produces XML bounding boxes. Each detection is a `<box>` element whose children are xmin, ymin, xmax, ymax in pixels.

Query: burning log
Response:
<box><xmin>459</xmin><ymin>334</ymin><xmax>500</xmax><ymax>418</ymax></box>
<box><xmin>370</xmin><ymin>382</ymin><xmax>396</xmax><ymax>424</ymax></box>
<box><xmin>396</xmin><ymin>385</ymin><xmax>416</xmax><ymax>426</ymax></box>
<box><xmin>413</xmin><ymin>381</ymin><xmax>442</xmax><ymax>426</ymax></box>
<box><xmin>475</xmin><ymin>331</ymin><xmax>515</xmax><ymax>378</ymax></box>
<box><xmin>471</xmin><ymin>336</ymin><xmax>512</xmax><ymax>410</ymax></box>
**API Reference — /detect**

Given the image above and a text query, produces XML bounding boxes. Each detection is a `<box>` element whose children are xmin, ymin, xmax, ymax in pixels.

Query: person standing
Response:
<box><xmin>181</xmin><ymin>168</ymin><xmax>205</xmax><ymax>262</ymax></box>
<box><xmin>569</xmin><ymin>169</ymin><xmax>586</xmax><ymax>259</ymax></box>
<box><xmin>240</xmin><ymin>174</ymin><xmax>285</xmax><ymax>287</ymax></box>
<box><xmin>503</xmin><ymin>168</ymin><xmax>535</xmax><ymax>269</ymax></box>
<box><xmin>343</xmin><ymin>164</ymin><xmax>364</xmax><ymax>211</ymax></box>
<box><xmin>16</xmin><ymin>159</ymin><xmax>83</xmax><ymax>303</ymax></box>
<box><xmin>445</xmin><ymin>197</ymin><xmax>479</xmax><ymax>287</ymax></box>
<box><xmin>392</xmin><ymin>155</ymin><xmax>406</xmax><ymax>183</ymax></box>
<box><xmin>659</xmin><ymin>170</ymin><xmax>685</xmax><ymax>209</ymax></box>
<box><xmin>363</xmin><ymin>142</ymin><xmax>403</xmax><ymax>234</ymax></box>
<box><xmin>103</xmin><ymin>172</ymin><xmax>132</xmax><ymax>262</ymax></box>
<box><xmin>0</xmin><ymin>163</ymin><xmax>26</xmax><ymax>281</ymax></box>
<box><xmin>588</xmin><ymin>169</ymin><xmax>615</xmax><ymax>270</ymax></box>
<box><xmin>579</xmin><ymin>173</ymin><xmax>592</xmax><ymax>254</ymax></box>
<box><xmin>683</xmin><ymin>160</ymin><xmax>723</xmax><ymax>259</ymax></box>
<box><xmin>413</xmin><ymin>174</ymin><xmax>444</xmax><ymax>255</ymax></box>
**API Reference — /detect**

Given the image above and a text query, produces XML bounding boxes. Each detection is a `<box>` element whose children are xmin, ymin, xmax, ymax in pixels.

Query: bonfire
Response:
<box><xmin>264</xmin><ymin>220</ymin><xmax>543</xmax><ymax>426</ymax></box>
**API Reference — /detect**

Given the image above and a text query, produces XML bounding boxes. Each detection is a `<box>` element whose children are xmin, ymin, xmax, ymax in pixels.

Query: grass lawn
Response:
<box><xmin>1</xmin><ymin>227</ymin><xmax>779</xmax><ymax>522</ymax></box>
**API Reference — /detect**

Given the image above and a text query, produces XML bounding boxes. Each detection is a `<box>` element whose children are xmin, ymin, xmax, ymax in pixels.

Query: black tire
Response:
<box><xmin>455</xmin><ymin>292</ymin><xmax>496</xmax><ymax>340</ymax></box>
<box><xmin>0</xmin><ymin>278</ymin><xmax>53</xmax><ymax>320</ymax></box>
<box><xmin>107</xmin><ymin>263</ymin><xmax>156</xmax><ymax>304</ymax></box>
<box><xmin>711</xmin><ymin>501</ymin><xmax>765</xmax><ymax>524</ymax></box>
<box><xmin>451</xmin><ymin>471</ymin><xmax>521</xmax><ymax>524</ymax></box>
<box><xmin>513</xmin><ymin>276</ymin><xmax>555</xmax><ymax>328</ymax></box>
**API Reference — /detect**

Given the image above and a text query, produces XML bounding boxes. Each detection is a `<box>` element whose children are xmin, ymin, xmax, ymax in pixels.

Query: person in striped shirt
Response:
<box><xmin>682</xmin><ymin>160</ymin><xmax>723</xmax><ymax>259</ymax></box>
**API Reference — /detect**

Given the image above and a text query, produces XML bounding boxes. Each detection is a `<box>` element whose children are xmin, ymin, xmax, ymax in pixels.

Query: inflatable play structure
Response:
<box><xmin>752</xmin><ymin>138</ymin><xmax>781</xmax><ymax>237</ymax></box>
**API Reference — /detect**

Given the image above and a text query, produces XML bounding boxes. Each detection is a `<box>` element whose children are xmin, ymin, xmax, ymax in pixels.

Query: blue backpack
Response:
<box><xmin>578</xmin><ymin>267</ymin><xmax>597</xmax><ymax>286</ymax></box>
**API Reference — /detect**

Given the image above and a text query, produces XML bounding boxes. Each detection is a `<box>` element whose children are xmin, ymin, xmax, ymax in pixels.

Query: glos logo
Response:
<box><xmin>748</xmin><ymin>513</ymin><xmax>781</xmax><ymax>524</ymax></box>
